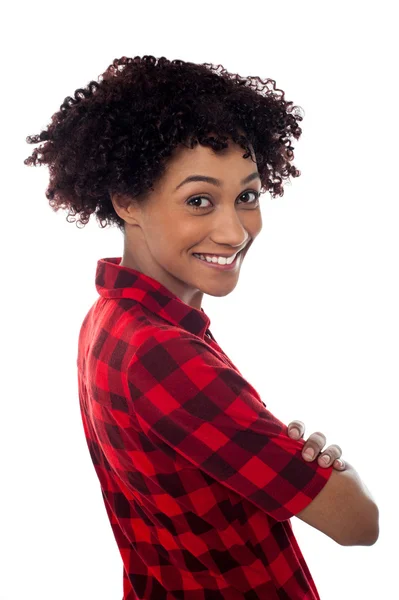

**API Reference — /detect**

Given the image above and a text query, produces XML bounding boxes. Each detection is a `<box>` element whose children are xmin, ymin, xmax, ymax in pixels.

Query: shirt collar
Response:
<box><xmin>95</xmin><ymin>257</ymin><xmax>212</xmax><ymax>340</ymax></box>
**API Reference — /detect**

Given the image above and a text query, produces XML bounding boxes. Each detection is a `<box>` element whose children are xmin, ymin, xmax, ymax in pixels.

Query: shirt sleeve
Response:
<box><xmin>124</xmin><ymin>331</ymin><xmax>334</xmax><ymax>522</ymax></box>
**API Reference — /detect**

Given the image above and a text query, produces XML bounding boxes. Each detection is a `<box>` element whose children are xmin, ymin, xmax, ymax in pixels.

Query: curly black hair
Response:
<box><xmin>24</xmin><ymin>55</ymin><xmax>304</xmax><ymax>232</ymax></box>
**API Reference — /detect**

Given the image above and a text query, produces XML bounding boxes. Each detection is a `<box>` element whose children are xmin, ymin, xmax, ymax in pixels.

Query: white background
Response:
<box><xmin>2</xmin><ymin>0</ymin><xmax>397</xmax><ymax>598</ymax></box>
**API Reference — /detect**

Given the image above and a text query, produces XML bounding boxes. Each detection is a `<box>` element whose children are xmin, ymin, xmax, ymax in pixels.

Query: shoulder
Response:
<box><xmin>128</xmin><ymin>327</ymin><xmax>225</xmax><ymax>377</ymax></box>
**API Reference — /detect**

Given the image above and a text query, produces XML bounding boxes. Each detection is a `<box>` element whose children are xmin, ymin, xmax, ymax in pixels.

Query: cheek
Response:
<box><xmin>233</xmin><ymin>211</ymin><xmax>262</xmax><ymax>244</ymax></box>
<box><xmin>249</xmin><ymin>212</ymin><xmax>262</xmax><ymax>237</ymax></box>
<box><xmin>148</xmin><ymin>219</ymin><xmax>194</xmax><ymax>257</ymax></box>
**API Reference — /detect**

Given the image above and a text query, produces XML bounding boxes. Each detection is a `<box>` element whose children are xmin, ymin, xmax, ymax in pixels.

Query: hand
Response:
<box><xmin>288</xmin><ymin>420</ymin><xmax>346</xmax><ymax>470</ymax></box>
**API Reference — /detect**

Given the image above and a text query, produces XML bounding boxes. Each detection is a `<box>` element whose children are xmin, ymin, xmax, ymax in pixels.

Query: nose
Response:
<box><xmin>210</xmin><ymin>209</ymin><xmax>250</xmax><ymax>250</ymax></box>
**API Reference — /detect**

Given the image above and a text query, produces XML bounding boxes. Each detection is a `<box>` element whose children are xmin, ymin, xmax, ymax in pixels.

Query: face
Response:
<box><xmin>111</xmin><ymin>137</ymin><xmax>263</xmax><ymax>310</ymax></box>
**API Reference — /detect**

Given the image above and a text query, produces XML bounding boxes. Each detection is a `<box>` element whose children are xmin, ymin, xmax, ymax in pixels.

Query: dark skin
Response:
<box><xmin>287</xmin><ymin>420</ymin><xmax>345</xmax><ymax>470</ymax></box>
<box><xmin>111</xmin><ymin>137</ymin><xmax>346</xmax><ymax>471</ymax></box>
<box><xmin>111</xmin><ymin>137</ymin><xmax>262</xmax><ymax>310</ymax></box>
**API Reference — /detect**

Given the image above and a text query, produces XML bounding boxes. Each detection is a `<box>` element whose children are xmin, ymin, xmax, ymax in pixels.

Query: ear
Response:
<box><xmin>111</xmin><ymin>192</ymin><xmax>141</xmax><ymax>226</ymax></box>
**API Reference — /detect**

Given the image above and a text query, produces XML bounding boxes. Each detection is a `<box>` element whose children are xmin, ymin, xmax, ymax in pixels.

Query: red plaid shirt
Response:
<box><xmin>77</xmin><ymin>257</ymin><xmax>333</xmax><ymax>599</ymax></box>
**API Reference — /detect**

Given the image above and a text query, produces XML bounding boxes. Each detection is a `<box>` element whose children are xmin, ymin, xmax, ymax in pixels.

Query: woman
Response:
<box><xmin>24</xmin><ymin>55</ymin><xmax>378</xmax><ymax>599</ymax></box>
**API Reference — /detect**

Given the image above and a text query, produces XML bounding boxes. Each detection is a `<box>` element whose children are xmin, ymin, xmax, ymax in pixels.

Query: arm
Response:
<box><xmin>296</xmin><ymin>459</ymin><xmax>379</xmax><ymax>546</ymax></box>
<box><xmin>118</xmin><ymin>331</ymin><xmax>335</xmax><ymax>522</ymax></box>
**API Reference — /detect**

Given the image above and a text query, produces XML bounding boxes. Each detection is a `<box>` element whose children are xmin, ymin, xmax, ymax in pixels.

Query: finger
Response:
<box><xmin>288</xmin><ymin>420</ymin><xmax>305</xmax><ymax>439</ymax></box>
<box><xmin>333</xmin><ymin>458</ymin><xmax>346</xmax><ymax>470</ymax></box>
<box><xmin>317</xmin><ymin>444</ymin><xmax>343</xmax><ymax>467</ymax></box>
<box><xmin>302</xmin><ymin>431</ymin><xmax>327</xmax><ymax>461</ymax></box>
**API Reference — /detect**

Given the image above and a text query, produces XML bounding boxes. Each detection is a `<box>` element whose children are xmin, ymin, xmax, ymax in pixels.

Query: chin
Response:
<box><xmin>199</xmin><ymin>280</ymin><xmax>239</xmax><ymax>297</ymax></box>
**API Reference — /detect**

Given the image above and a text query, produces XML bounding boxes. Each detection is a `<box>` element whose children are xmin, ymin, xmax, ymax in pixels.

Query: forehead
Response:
<box><xmin>165</xmin><ymin>139</ymin><xmax>257</xmax><ymax>183</ymax></box>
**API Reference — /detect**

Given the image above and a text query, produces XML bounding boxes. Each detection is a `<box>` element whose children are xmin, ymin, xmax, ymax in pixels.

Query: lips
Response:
<box><xmin>193</xmin><ymin>253</ymin><xmax>238</xmax><ymax>259</ymax></box>
<box><xmin>192</xmin><ymin>248</ymin><xmax>244</xmax><ymax>270</ymax></box>
<box><xmin>193</xmin><ymin>251</ymin><xmax>238</xmax><ymax>263</ymax></box>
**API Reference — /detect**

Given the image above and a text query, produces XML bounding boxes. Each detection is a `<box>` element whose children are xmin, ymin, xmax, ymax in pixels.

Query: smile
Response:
<box><xmin>192</xmin><ymin>250</ymin><xmax>243</xmax><ymax>271</ymax></box>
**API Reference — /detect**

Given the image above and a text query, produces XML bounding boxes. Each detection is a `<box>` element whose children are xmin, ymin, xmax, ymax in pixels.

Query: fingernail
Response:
<box><xmin>290</xmin><ymin>428</ymin><xmax>300</xmax><ymax>439</ymax></box>
<box><xmin>303</xmin><ymin>449</ymin><xmax>314</xmax><ymax>460</ymax></box>
<box><xmin>321</xmin><ymin>455</ymin><xmax>330</xmax><ymax>464</ymax></box>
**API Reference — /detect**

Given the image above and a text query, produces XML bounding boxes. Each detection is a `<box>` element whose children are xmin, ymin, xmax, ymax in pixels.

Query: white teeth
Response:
<box><xmin>193</xmin><ymin>253</ymin><xmax>238</xmax><ymax>265</ymax></box>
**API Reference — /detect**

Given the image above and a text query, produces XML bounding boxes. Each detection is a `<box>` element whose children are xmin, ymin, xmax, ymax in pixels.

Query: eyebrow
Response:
<box><xmin>174</xmin><ymin>171</ymin><xmax>261</xmax><ymax>191</ymax></box>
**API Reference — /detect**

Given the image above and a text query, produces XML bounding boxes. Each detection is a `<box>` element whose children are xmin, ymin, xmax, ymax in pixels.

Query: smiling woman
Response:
<box><xmin>105</xmin><ymin>136</ymin><xmax>266</xmax><ymax>308</ymax></box>
<box><xmin>24</xmin><ymin>55</ymin><xmax>303</xmax><ymax>309</ymax></box>
<box><xmin>24</xmin><ymin>55</ymin><xmax>326</xmax><ymax>600</ymax></box>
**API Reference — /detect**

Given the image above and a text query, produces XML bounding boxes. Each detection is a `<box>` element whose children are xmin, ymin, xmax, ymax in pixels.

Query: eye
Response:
<box><xmin>186</xmin><ymin>190</ymin><xmax>261</xmax><ymax>211</ymax></box>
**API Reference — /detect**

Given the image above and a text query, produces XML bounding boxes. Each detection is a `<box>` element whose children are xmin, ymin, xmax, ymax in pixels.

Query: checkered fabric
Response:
<box><xmin>77</xmin><ymin>257</ymin><xmax>333</xmax><ymax>599</ymax></box>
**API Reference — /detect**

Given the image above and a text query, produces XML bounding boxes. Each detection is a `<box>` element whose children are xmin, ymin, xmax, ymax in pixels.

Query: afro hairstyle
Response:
<box><xmin>24</xmin><ymin>54</ymin><xmax>304</xmax><ymax>232</ymax></box>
